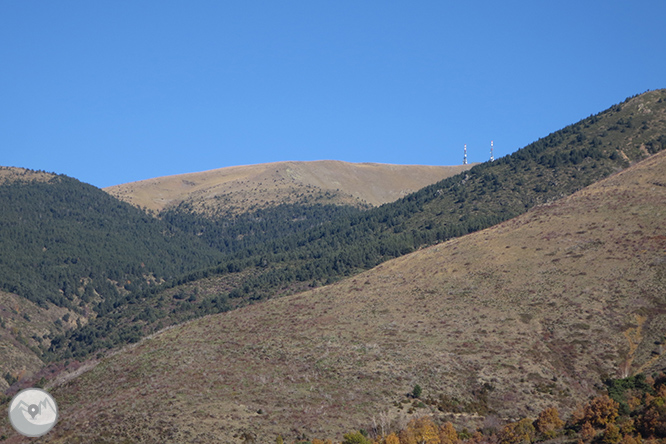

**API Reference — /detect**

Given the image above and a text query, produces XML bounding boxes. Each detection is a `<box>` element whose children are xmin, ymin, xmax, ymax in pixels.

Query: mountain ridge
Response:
<box><xmin>13</xmin><ymin>148</ymin><xmax>666</xmax><ymax>443</ymax></box>
<box><xmin>0</xmin><ymin>167</ymin><xmax>57</xmax><ymax>184</ymax></box>
<box><xmin>104</xmin><ymin>160</ymin><xmax>475</xmax><ymax>215</ymax></box>
<box><xmin>44</xmin><ymin>89</ymin><xmax>666</xmax><ymax>364</ymax></box>
<box><xmin>1</xmin><ymin>90</ymin><xmax>665</xmax><ymax>409</ymax></box>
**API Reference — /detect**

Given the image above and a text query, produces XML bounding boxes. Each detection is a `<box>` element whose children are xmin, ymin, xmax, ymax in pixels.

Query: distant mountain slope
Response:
<box><xmin>48</xmin><ymin>90</ymin><xmax>666</xmax><ymax>361</ymax></box>
<box><xmin>0</xmin><ymin>171</ymin><xmax>223</xmax><ymax>312</ymax></box>
<box><xmin>21</xmin><ymin>147</ymin><xmax>666</xmax><ymax>444</ymax></box>
<box><xmin>163</xmin><ymin>90</ymin><xmax>666</xmax><ymax>291</ymax></box>
<box><xmin>0</xmin><ymin>171</ymin><xmax>233</xmax><ymax>380</ymax></box>
<box><xmin>0</xmin><ymin>167</ymin><xmax>55</xmax><ymax>184</ymax></box>
<box><xmin>105</xmin><ymin>160</ymin><xmax>474</xmax><ymax>215</ymax></box>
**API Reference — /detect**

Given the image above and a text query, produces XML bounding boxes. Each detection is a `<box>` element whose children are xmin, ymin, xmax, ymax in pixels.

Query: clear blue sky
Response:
<box><xmin>1</xmin><ymin>1</ymin><xmax>664</xmax><ymax>188</ymax></box>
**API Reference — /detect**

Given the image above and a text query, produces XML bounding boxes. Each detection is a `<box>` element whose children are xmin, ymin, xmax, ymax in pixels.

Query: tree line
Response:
<box><xmin>3</xmin><ymin>91</ymin><xmax>665</xmax><ymax>361</ymax></box>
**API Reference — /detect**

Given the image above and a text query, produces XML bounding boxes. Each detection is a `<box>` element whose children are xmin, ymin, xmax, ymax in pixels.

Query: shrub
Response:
<box><xmin>412</xmin><ymin>384</ymin><xmax>422</xmax><ymax>399</ymax></box>
<box><xmin>499</xmin><ymin>418</ymin><xmax>536</xmax><ymax>444</ymax></box>
<box><xmin>341</xmin><ymin>431</ymin><xmax>372</xmax><ymax>444</ymax></box>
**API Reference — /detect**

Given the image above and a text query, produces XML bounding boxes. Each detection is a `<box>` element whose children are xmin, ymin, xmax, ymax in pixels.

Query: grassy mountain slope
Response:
<box><xmin>180</xmin><ymin>90</ymin><xmax>666</xmax><ymax>270</ymax></box>
<box><xmin>163</xmin><ymin>90</ymin><xmax>666</xmax><ymax>297</ymax></box>
<box><xmin>47</xmin><ymin>90</ymin><xmax>666</xmax><ymax>361</ymax></box>
<box><xmin>11</xmin><ymin>148</ymin><xmax>666</xmax><ymax>444</ymax></box>
<box><xmin>105</xmin><ymin>160</ymin><xmax>474</xmax><ymax>215</ymax></box>
<box><xmin>0</xmin><ymin>167</ymin><xmax>54</xmax><ymax>184</ymax></box>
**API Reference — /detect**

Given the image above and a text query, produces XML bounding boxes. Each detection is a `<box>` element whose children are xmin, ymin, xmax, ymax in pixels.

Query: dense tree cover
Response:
<box><xmin>46</xmin><ymin>90</ymin><xmax>666</xmax><ymax>359</ymax></box>
<box><xmin>285</xmin><ymin>373</ymin><xmax>666</xmax><ymax>444</ymax></box>
<box><xmin>2</xmin><ymin>91</ymin><xmax>665</xmax><ymax>361</ymax></box>
<box><xmin>161</xmin><ymin>201</ymin><xmax>364</xmax><ymax>255</ymax></box>
<box><xmin>0</xmin><ymin>175</ymin><xmax>223</xmax><ymax>310</ymax></box>
<box><xmin>161</xmin><ymin>90</ymin><xmax>666</xmax><ymax>300</ymax></box>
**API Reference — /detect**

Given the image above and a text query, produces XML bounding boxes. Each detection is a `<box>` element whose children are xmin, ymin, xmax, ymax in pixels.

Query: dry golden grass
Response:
<box><xmin>104</xmin><ymin>160</ymin><xmax>474</xmax><ymax>214</ymax></box>
<box><xmin>4</xmin><ymin>152</ymin><xmax>666</xmax><ymax>443</ymax></box>
<box><xmin>0</xmin><ymin>167</ymin><xmax>55</xmax><ymax>184</ymax></box>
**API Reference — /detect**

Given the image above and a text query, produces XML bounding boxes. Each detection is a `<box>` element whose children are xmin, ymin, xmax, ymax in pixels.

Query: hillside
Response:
<box><xmin>0</xmin><ymin>290</ymin><xmax>75</xmax><ymax>392</ymax></box>
<box><xmin>164</xmin><ymin>90</ymin><xmax>666</xmax><ymax>276</ymax></box>
<box><xmin>0</xmin><ymin>171</ymin><xmax>223</xmax><ymax>311</ymax></box>
<box><xmin>105</xmin><ymin>160</ymin><xmax>474</xmax><ymax>215</ymax></box>
<box><xmin>47</xmin><ymin>90</ymin><xmax>666</xmax><ymax>361</ymax></box>
<box><xmin>0</xmin><ymin>169</ymin><xmax>233</xmax><ymax>383</ymax></box>
<box><xmin>9</xmin><ymin>148</ymin><xmax>666</xmax><ymax>443</ymax></box>
<box><xmin>0</xmin><ymin>166</ymin><xmax>55</xmax><ymax>184</ymax></box>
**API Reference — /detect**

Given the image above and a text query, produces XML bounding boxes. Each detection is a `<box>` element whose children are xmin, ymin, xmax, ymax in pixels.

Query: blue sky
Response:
<box><xmin>1</xmin><ymin>1</ymin><xmax>664</xmax><ymax>188</ymax></box>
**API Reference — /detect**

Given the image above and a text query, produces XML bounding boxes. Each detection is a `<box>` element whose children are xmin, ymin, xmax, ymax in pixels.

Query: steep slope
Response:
<box><xmin>167</xmin><ymin>90</ymin><xmax>666</xmax><ymax>278</ymax></box>
<box><xmin>50</xmin><ymin>89</ymin><xmax>666</xmax><ymax>361</ymax></box>
<box><xmin>105</xmin><ymin>160</ymin><xmax>473</xmax><ymax>215</ymax></box>
<box><xmin>13</xmin><ymin>149</ymin><xmax>666</xmax><ymax>443</ymax></box>
<box><xmin>0</xmin><ymin>169</ymin><xmax>233</xmax><ymax>387</ymax></box>
<box><xmin>0</xmin><ymin>171</ymin><xmax>224</xmax><ymax>312</ymax></box>
<box><xmin>0</xmin><ymin>290</ymin><xmax>74</xmax><ymax>392</ymax></box>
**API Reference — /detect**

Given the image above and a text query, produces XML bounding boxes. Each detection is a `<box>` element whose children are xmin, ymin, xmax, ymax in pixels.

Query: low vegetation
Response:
<box><xmin>105</xmin><ymin>161</ymin><xmax>471</xmax><ymax>213</ymax></box>
<box><xmin>1</xmin><ymin>136</ymin><xmax>666</xmax><ymax>442</ymax></box>
<box><xmin>300</xmin><ymin>373</ymin><xmax>666</xmax><ymax>444</ymax></box>
<box><xmin>46</xmin><ymin>89</ymin><xmax>666</xmax><ymax>361</ymax></box>
<box><xmin>1</xmin><ymin>91</ymin><xmax>666</xmax><ymax>444</ymax></box>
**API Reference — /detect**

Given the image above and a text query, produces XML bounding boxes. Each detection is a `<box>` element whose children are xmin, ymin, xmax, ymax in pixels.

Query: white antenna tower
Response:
<box><xmin>490</xmin><ymin>140</ymin><xmax>494</xmax><ymax>162</ymax></box>
<box><xmin>463</xmin><ymin>144</ymin><xmax>468</xmax><ymax>165</ymax></box>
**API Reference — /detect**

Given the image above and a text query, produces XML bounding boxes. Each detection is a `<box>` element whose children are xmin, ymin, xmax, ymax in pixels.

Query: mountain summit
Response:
<box><xmin>105</xmin><ymin>160</ymin><xmax>473</xmax><ymax>215</ymax></box>
<box><xmin>30</xmin><ymin>149</ymin><xmax>666</xmax><ymax>443</ymax></box>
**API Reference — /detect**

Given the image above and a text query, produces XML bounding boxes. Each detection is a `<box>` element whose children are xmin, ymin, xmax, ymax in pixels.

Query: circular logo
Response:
<box><xmin>8</xmin><ymin>388</ymin><xmax>58</xmax><ymax>437</ymax></box>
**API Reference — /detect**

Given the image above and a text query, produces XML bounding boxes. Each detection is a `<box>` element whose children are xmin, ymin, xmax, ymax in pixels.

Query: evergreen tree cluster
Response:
<box><xmin>0</xmin><ymin>175</ymin><xmax>222</xmax><ymax>311</ymax></box>
<box><xmin>2</xmin><ymin>90</ymin><xmax>665</xmax><ymax>360</ymax></box>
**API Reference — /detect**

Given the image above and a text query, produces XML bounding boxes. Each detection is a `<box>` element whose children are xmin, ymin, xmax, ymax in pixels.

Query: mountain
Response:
<box><xmin>0</xmin><ymin>168</ymin><xmax>232</xmax><ymax>382</ymax></box>
<box><xmin>0</xmin><ymin>169</ymin><xmax>223</xmax><ymax>311</ymax></box>
<box><xmin>0</xmin><ymin>167</ymin><xmax>55</xmax><ymax>184</ymax></box>
<box><xmin>1</xmin><ymin>90</ymin><xmax>665</xmax><ymax>391</ymax></box>
<box><xmin>9</xmin><ymin>147</ymin><xmax>666</xmax><ymax>443</ymax></box>
<box><xmin>0</xmin><ymin>290</ymin><xmax>59</xmax><ymax>392</ymax></box>
<box><xmin>45</xmin><ymin>89</ymin><xmax>666</xmax><ymax>362</ymax></box>
<box><xmin>160</xmin><ymin>89</ymin><xmax>666</xmax><ymax>277</ymax></box>
<box><xmin>105</xmin><ymin>160</ymin><xmax>474</xmax><ymax>215</ymax></box>
<box><xmin>0</xmin><ymin>162</ymin><xmax>466</xmax><ymax>388</ymax></box>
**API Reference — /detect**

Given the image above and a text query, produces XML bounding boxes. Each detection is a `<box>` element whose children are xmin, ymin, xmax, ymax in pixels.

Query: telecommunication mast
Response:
<box><xmin>463</xmin><ymin>144</ymin><xmax>468</xmax><ymax>165</ymax></box>
<box><xmin>490</xmin><ymin>140</ymin><xmax>494</xmax><ymax>162</ymax></box>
